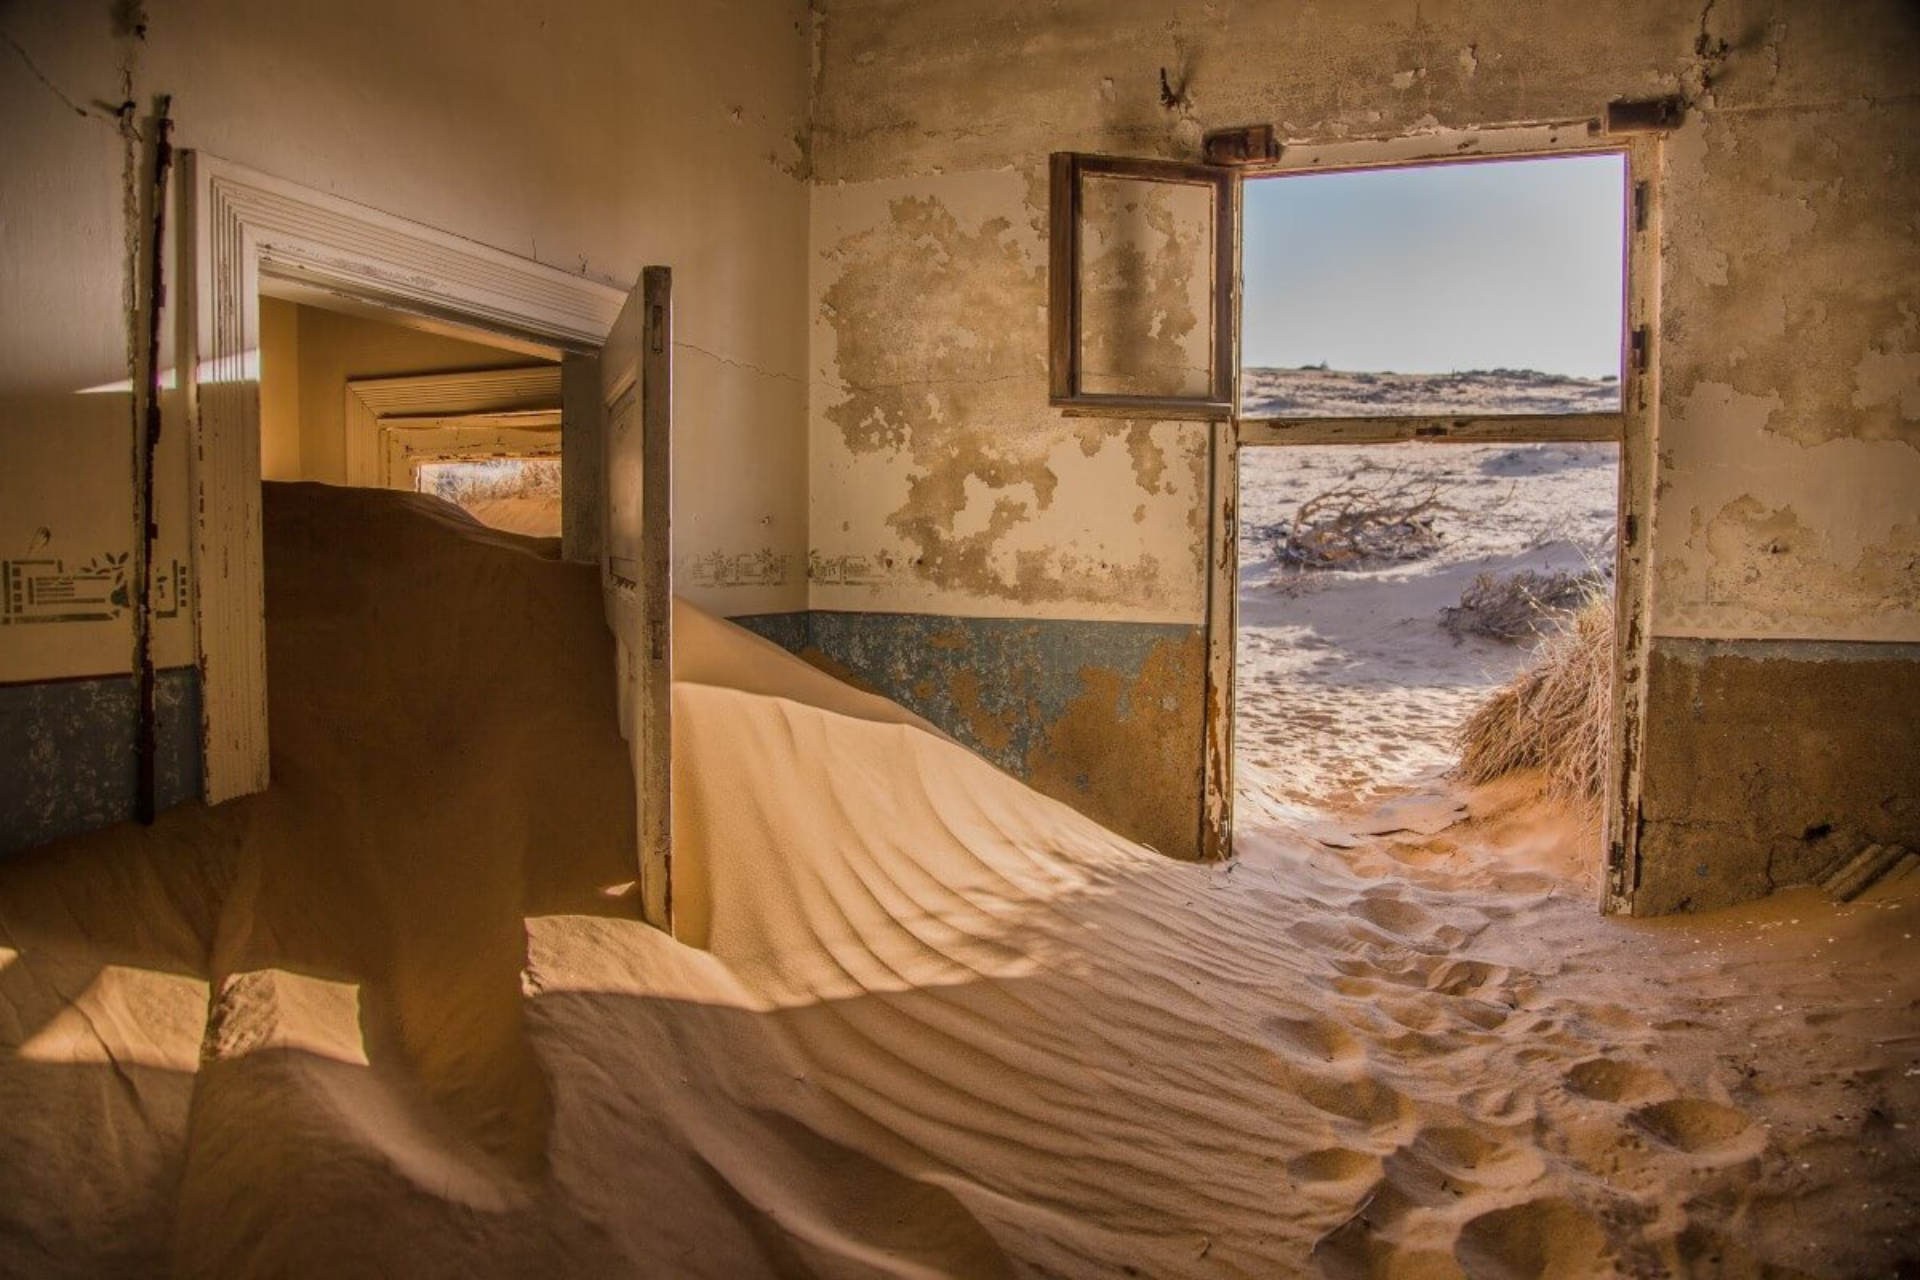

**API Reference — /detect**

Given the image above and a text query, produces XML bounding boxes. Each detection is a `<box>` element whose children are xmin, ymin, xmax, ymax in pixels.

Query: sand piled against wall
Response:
<box><xmin>2</xmin><ymin>484</ymin><xmax>1915</xmax><ymax>1277</ymax></box>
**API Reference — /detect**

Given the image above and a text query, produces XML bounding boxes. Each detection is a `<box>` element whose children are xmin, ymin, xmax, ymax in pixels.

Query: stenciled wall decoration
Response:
<box><xmin>2</xmin><ymin>554</ymin><xmax>191</xmax><ymax>626</ymax></box>
<box><xmin>686</xmin><ymin>548</ymin><xmax>793</xmax><ymax>589</ymax></box>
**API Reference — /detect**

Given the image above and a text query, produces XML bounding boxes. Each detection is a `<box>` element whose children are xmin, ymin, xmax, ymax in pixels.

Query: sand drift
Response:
<box><xmin>0</xmin><ymin>485</ymin><xmax>1914</xmax><ymax>1277</ymax></box>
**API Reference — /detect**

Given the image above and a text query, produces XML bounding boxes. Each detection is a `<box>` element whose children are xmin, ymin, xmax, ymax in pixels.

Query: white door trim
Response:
<box><xmin>178</xmin><ymin>152</ymin><xmax>625</xmax><ymax>804</ymax></box>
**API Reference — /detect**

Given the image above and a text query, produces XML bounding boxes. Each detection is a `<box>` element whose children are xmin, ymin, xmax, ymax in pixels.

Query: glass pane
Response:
<box><xmin>1078</xmin><ymin>173</ymin><xmax>1216</xmax><ymax>399</ymax></box>
<box><xmin>1241</xmin><ymin>154</ymin><xmax>1625</xmax><ymax>418</ymax></box>
<box><xmin>415</xmin><ymin>457</ymin><xmax>562</xmax><ymax>537</ymax></box>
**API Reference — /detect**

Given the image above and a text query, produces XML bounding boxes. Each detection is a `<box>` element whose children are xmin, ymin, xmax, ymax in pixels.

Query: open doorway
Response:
<box><xmin>182</xmin><ymin>156</ymin><xmax>675</xmax><ymax>928</ymax></box>
<box><xmin>1232</xmin><ymin>150</ymin><xmax>1633</xmax><ymax>886</ymax></box>
<box><xmin>256</xmin><ymin>292</ymin><xmax>564</xmax><ymax>537</ymax></box>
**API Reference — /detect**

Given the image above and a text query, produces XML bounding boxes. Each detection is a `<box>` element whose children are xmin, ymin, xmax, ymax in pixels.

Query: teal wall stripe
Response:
<box><xmin>1</xmin><ymin>667</ymin><xmax>201</xmax><ymax>855</ymax></box>
<box><xmin>727</xmin><ymin>610</ymin><xmax>810</xmax><ymax>655</ymax></box>
<box><xmin>804</xmin><ymin>610</ymin><xmax>1199</xmax><ymax>776</ymax></box>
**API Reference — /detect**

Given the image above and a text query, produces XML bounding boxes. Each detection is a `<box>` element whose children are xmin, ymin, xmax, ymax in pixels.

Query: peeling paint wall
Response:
<box><xmin>1655</xmin><ymin>95</ymin><xmax>1920</xmax><ymax>641</ymax></box>
<box><xmin>809</xmin><ymin>0</ymin><xmax>1920</xmax><ymax>882</ymax></box>
<box><xmin>808</xmin><ymin>171</ymin><xmax>1210</xmax><ymax>622</ymax></box>
<box><xmin>805</xmin><ymin>165</ymin><xmax>1212</xmax><ymax>852</ymax></box>
<box><xmin>1</xmin><ymin>0</ymin><xmax>812</xmax><ymax>844</ymax></box>
<box><xmin>0</xmin><ymin>668</ymin><xmax>200</xmax><ymax>854</ymax></box>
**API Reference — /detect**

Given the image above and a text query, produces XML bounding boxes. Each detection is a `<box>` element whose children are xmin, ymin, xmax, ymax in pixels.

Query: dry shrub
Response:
<box><xmin>1456</xmin><ymin>591</ymin><xmax>1614</xmax><ymax>800</ymax></box>
<box><xmin>1442</xmin><ymin>567</ymin><xmax>1606</xmax><ymax>642</ymax></box>
<box><xmin>1276</xmin><ymin>480</ymin><xmax>1445</xmax><ymax>569</ymax></box>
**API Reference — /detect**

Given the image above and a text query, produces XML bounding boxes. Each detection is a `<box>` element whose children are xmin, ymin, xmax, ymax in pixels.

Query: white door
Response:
<box><xmin>599</xmin><ymin>268</ymin><xmax>674</xmax><ymax>931</ymax></box>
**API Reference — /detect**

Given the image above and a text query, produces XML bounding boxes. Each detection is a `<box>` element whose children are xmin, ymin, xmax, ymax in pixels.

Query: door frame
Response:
<box><xmin>177</xmin><ymin>153</ymin><xmax>626</xmax><ymax>803</ymax></box>
<box><xmin>1203</xmin><ymin>124</ymin><xmax>1663</xmax><ymax>914</ymax></box>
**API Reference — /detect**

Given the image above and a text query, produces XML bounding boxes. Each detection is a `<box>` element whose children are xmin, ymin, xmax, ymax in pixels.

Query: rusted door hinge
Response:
<box><xmin>1203</xmin><ymin>124</ymin><xmax>1279</xmax><ymax>166</ymax></box>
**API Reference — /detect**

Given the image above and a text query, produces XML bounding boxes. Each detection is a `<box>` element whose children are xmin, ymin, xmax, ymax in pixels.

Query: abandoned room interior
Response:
<box><xmin>1</xmin><ymin>1</ymin><xmax>1915</xmax><ymax>1275</ymax></box>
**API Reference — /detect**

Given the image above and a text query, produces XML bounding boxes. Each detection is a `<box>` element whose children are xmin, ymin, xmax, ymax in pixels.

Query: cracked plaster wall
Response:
<box><xmin>809</xmin><ymin>0</ymin><xmax>1919</xmax><ymax>641</ymax></box>
<box><xmin>807</xmin><ymin>0</ymin><xmax>1920</xmax><ymax>880</ymax></box>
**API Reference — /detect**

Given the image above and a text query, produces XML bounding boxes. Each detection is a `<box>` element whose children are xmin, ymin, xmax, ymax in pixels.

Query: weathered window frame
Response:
<box><xmin>1048</xmin><ymin>152</ymin><xmax>1238</xmax><ymax>419</ymax></box>
<box><xmin>1200</xmin><ymin>123</ymin><xmax>1665</xmax><ymax>916</ymax></box>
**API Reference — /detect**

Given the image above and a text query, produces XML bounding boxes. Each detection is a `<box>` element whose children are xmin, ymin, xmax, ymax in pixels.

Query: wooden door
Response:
<box><xmin>600</xmin><ymin>268</ymin><xmax>675</xmax><ymax>930</ymax></box>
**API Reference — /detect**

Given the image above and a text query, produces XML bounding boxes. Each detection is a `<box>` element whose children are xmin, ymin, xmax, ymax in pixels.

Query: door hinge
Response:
<box><xmin>1604</xmin><ymin>95</ymin><xmax>1686</xmax><ymax>135</ymax></box>
<box><xmin>1633</xmin><ymin>181</ymin><xmax>1650</xmax><ymax>233</ymax></box>
<box><xmin>1630</xmin><ymin>325</ymin><xmax>1650</xmax><ymax>374</ymax></box>
<box><xmin>1203</xmin><ymin>124</ymin><xmax>1280</xmax><ymax>166</ymax></box>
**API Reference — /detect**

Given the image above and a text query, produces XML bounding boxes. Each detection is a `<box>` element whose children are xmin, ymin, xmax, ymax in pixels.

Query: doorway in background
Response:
<box><xmin>1232</xmin><ymin>150</ymin><xmax>1633</xmax><ymax>885</ymax></box>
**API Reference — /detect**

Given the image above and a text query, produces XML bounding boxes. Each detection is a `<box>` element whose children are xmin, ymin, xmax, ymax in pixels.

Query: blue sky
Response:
<box><xmin>1241</xmin><ymin>154</ymin><xmax>1627</xmax><ymax>379</ymax></box>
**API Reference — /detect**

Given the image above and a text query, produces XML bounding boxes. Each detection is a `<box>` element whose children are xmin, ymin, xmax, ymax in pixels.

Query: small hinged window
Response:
<box><xmin>1049</xmin><ymin>152</ymin><xmax>1236</xmax><ymax>419</ymax></box>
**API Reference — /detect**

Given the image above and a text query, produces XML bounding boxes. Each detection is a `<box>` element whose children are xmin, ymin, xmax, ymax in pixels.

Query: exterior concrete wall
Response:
<box><xmin>808</xmin><ymin>0</ymin><xmax>1920</xmax><ymax>888</ymax></box>
<box><xmin>1636</xmin><ymin>638</ymin><xmax>1920</xmax><ymax>913</ymax></box>
<box><xmin>1</xmin><ymin>0</ymin><xmax>811</xmax><ymax>847</ymax></box>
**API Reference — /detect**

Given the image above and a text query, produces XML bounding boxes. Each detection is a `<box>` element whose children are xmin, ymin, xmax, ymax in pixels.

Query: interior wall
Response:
<box><xmin>258</xmin><ymin>299</ymin><xmax>301</xmax><ymax>481</ymax></box>
<box><xmin>1</xmin><ymin>0</ymin><xmax>812</xmax><ymax>851</ymax></box>
<box><xmin>808</xmin><ymin>0</ymin><xmax>1920</xmax><ymax>888</ymax></box>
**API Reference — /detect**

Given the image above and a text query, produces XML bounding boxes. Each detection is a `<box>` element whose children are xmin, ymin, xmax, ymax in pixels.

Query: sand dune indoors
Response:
<box><xmin>1</xmin><ymin>486</ymin><xmax>1913</xmax><ymax>1277</ymax></box>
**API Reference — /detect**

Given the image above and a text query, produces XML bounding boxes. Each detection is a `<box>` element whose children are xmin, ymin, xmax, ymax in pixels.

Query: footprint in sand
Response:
<box><xmin>1262</xmin><ymin>1014</ymin><xmax>1367</xmax><ymax>1068</ymax></box>
<box><xmin>1407</xmin><ymin>1125</ymin><xmax>1547</xmax><ymax>1189</ymax></box>
<box><xmin>1455</xmin><ymin>1196</ymin><xmax>1614</xmax><ymax>1279</ymax></box>
<box><xmin>1349</xmin><ymin>892</ymin><xmax>1439</xmax><ymax>940</ymax></box>
<box><xmin>1424</xmin><ymin>958</ymin><xmax>1513</xmax><ymax>998</ymax></box>
<box><xmin>1271</xmin><ymin>1061</ymin><xmax>1413</xmax><ymax>1131</ymax></box>
<box><xmin>1629</xmin><ymin>1099</ymin><xmax>1758</xmax><ymax>1156</ymax></box>
<box><xmin>1287</xmin><ymin>1146</ymin><xmax>1381</xmax><ymax>1187</ymax></box>
<box><xmin>1311</xmin><ymin>1204</ymin><xmax>1455</xmax><ymax>1280</ymax></box>
<box><xmin>1380</xmin><ymin>1129</ymin><xmax>1543</xmax><ymax>1211</ymax></box>
<box><xmin>1563</xmin><ymin>1057</ymin><xmax>1674</xmax><ymax>1105</ymax></box>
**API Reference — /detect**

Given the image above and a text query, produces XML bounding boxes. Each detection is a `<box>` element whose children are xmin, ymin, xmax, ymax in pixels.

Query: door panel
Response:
<box><xmin>599</xmin><ymin>267</ymin><xmax>675</xmax><ymax>931</ymax></box>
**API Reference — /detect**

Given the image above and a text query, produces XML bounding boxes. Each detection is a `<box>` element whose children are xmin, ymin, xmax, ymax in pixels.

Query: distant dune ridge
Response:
<box><xmin>1242</xmin><ymin>365</ymin><xmax>1620</xmax><ymax>418</ymax></box>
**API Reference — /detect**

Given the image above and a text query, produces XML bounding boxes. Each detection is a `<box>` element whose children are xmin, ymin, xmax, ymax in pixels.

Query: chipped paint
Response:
<box><xmin>804</xmin><ymin>610</ymin><xmax>1206</xmax><ymax>857</ymax></box>
<box><xmin>809</xmin><ymin>169</ymin><xmax>1209</xmax><ymax>621</ymax></box>
<box><xmin>1654</xmin><ymin>380</ymin><xmax>1920</xmax><ymax>639</ymax></box>
<box><xmin>808</xmin><ymin>0</ymin><xmax>1920</xmax><ymax>902</ymax></box>
<box><xmin>1078</xmin><ymin>175</ymin><xmax>1213</xmax><ymax>399</ymax></box>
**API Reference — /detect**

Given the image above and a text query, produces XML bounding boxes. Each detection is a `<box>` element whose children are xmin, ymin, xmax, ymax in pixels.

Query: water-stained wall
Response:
<box><xmin>809</xmin><ymin>0</ymin><xmax>1920</xmax><ymax>890</ymax></box>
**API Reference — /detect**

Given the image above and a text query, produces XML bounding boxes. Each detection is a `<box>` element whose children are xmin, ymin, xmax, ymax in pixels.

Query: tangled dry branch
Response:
<box><xmin>1274</xmin><ymin>479</ymin><xmax>1448</xmax><ymax>569</ymax></box>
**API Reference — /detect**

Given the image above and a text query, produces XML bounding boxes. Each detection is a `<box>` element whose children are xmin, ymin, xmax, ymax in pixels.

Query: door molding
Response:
<box><xmin>178</xmin><ymin>152</ymin><xmax>625</xmax><ymax>804</ymax></box>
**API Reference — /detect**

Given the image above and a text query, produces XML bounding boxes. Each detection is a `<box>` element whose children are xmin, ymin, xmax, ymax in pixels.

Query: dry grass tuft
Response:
<box><xmin>1456</xmin><ymin>591</ymin><xmax>1614</xmax><ymax>800</ymax></box>
<box><xmin>1442</xmin><ymin>567</ymin><xmax>1606</xmax><ymax>643</ymax></box>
